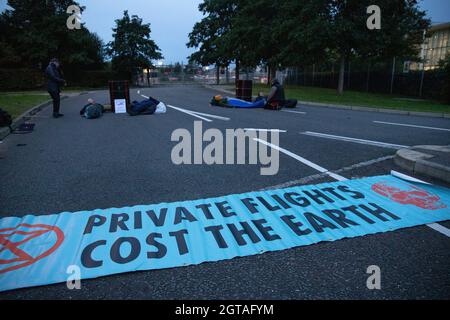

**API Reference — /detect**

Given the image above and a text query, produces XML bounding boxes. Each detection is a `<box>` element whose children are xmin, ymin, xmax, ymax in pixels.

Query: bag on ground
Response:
<box><xmin>0</xmin><ymin>108</ymin><xmax>12</xmax><ymax>127</ymax></box>
<box><xmin>264</xmin><ymin>101</ymin><xmax>283</xmax><ymax>110</ymax></box>
<box><xmin>155</xmin><ymin>102</ymin><xmax>167</xmax><ymax>114</ymax></box>
<box><xmin>284</xmin><ymin>99</ymin><xmax>298</xmax><ymax>108</ymax></box>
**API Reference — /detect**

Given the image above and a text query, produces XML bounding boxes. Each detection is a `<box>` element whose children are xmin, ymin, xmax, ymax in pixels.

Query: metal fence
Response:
<box><xmin>280</xmin><ymin>59</ymin><xmax>448</xmax><ymax>102</ymax></box>
<box><xmin>132</xmin><ymin>61</ymin><xmax>448</xmax><ymax>103</ymax></box>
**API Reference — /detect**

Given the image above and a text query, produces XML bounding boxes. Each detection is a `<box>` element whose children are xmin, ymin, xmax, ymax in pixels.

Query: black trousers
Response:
<box><xmin>48</xmin><ymin>90</ymin><xmax>60</xmax><ymax>114</ymax></box>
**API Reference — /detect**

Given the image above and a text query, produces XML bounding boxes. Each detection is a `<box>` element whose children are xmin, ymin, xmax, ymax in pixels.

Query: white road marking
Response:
<box><xmin>253</xmin><ymin>138</ymin><xmax>347</xmax><ymax>181</ymax></box>
<box><xmin>25</xmin><ymin>115</ymin><xmax>49</xmax><ymax>118</ymax></box>
<box><xmin>282</xmin><ymin>110</ymin><xmax>307</xmax><ymax>115</ymax></box>
<box><xmin>141</xmin><ymin>94</ymin><xmax>228</xmax><ymax>122</ymax></box>
<box><xmin>390</xmin><ymin>170</ymin><xmax>431</xmax><ymax>185</ymax></box>
<box><xmin>261</xmin><ymin>155</ymin><xmax>395</xmax><ymax>191</ymax></box>
<box><xmin>187</xmin><ymin>110</ymin><xmax>230</xmax><ymax>121</ymax></box>
<box><xmin>427</xmin><ymin>223</ymin><xmax>450</xmax><ymax>237</ymax></box>
<box><xmin>167</xmin><ymin>105</ymin><xmax>213</xmax><ymax>122</ymax></box>
<box><xmin>245</xmin><ymin>129</ymin><xmax>287</xmax><ymax>133</ymax></box>
<box><xmin>390</xmin><ymin>170</ymin><xmax>450</xmax><ymax>238</ymax></box>
<box><xmin>254</xmin><ymin>139</ymin><xmax>449</xmax><ymax>238</ymax></box>
<box><xmin>301</xmin><ymin>131</ymin><xmax>408</xmax><ymax>149</ymax></box>
<box><xmin>374</xmin><ymin>121</ymin><xmax>450</xmax><ymax>132</ymax></box>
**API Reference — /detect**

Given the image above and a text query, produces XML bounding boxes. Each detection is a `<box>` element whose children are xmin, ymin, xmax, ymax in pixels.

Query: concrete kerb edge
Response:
<box><xmin>395</xmin><ymin>146</ymin><xmax>450</xmax><ymax>184</ymax></box>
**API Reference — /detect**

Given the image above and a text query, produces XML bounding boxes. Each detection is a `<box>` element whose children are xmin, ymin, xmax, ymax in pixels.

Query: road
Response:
<box><xmin>0</xmin><ymin>84</ymin><xmax>449</xmax><ymax>299</ymax></box>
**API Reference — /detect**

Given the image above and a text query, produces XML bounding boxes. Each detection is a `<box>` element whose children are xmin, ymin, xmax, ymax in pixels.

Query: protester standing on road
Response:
<box><xmin>45</xmin><ymin>58</ymin><xmax>66</xmax><ymax>118</ymax></box>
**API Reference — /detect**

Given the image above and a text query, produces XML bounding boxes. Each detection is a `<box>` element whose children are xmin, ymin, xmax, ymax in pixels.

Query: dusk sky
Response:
<box><xmin>1</xmin><ymin>0</ymin><xmax>449</xmax><ymax>64</ymax></box>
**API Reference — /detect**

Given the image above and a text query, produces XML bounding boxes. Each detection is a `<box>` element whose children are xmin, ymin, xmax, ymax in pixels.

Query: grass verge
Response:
<box><xmin>0</xmin><ymin>93</ymin><xmax>50</xmax><ymax>120</ymax></box>
<box><xmin>253</xmin><ymin>84</ymin><xmax>449</xmax><ymax>114</ymax></box>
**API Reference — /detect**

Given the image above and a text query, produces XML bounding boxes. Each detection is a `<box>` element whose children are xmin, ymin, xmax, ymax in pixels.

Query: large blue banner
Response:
<box><xmin>1</xmin><ymin>175</ymin><xmax>449</xmax><ymax>292</ymax></box>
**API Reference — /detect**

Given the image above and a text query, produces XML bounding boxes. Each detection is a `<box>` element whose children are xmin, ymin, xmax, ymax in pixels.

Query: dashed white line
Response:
<box><xmin>301</xmin><ymin>131</ymin><xmax>408</xmax><ymax>149</ymax></box>
<box><xmin>374</xmin><ymin>121</ymin><xmax>450</xmax><ymax>132</ymax></box>
<box><xmin>245</xmin><ymin>129</ymin><xmax>287</xmax><ymax>133</ymax></box>
<box><xmin>282</xmin><ymin>110</ymin><xmax>307</xmax><ymax>115</ymax></box>
<box><xmin>253</xmin><ymin>138</ymin><xmax>347</xmax><ymax>181</ymax></box>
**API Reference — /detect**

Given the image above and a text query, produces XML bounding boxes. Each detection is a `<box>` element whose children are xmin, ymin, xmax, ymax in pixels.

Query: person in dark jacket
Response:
<box><xmin>264</xmin><ymin>78</ymin><xmax>286</xmax><ymax>110</ymax></box>
<box><xmin>267</xmin><ymin>78</ymin><xmax>285</xmax><ymax>105</ymax></box>
<box><xmin>45</xmin><ymin>58</ymin><xmax>66</xmax><ymax>118</ymax></box>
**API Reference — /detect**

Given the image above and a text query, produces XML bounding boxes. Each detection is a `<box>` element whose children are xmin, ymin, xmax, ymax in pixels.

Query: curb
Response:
<box><xmin>202</xmin><ymin>84</ymin><xmax>450</xmax><ymax>118</ymax></box>
<box><xmin>394</xmin><ymin>145</ymin><xmax>450</xmax><ymax>184</ymax></box>
<box><xmin>0</xmin><ymin>95</ymin><xmax>71</xmax><ymax>141</ymax></box>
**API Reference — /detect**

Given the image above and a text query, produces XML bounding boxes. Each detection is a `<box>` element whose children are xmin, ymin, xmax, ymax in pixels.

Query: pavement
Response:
<box><xmin>0</xmin><ymin>84</ymin><xmax>449</xmax><ymax>299</ymax></box>
<box><xmin>395</xmin><ymin>145</ymin><xmax>450</xmax><ymax>184</ymax></box>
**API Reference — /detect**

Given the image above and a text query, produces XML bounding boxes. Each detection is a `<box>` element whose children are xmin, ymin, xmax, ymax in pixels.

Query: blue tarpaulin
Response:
<box><xmin>0</xmin><ymin>175</ymin><xmax>449</xmax><ymax>292</ymax></box>
<box><xmin>225</xmin><ymin>98</ymin><xmax>266</xmax><ymax>108</ymax></box>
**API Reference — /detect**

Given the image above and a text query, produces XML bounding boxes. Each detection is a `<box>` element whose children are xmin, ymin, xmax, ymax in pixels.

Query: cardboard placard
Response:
<box><xmin>114</xmin><ymin>99</ymin><xmax>127</xmax><ymax>114</ymax></box>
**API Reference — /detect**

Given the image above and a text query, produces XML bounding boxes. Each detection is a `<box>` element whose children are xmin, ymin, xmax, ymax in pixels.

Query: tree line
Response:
<box><xmin>187</xmin><ymin>0</ymin><xmax>430</xmax><ymax>94</ymax></box>
<box><xmin>0</xmin><ymin>1</ymin><xmax>162</xmax><ymax>85</ymax></box>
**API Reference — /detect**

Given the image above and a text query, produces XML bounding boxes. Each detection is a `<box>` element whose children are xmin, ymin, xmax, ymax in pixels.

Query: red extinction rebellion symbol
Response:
<box><xmin>371</xmin><ymin>182</ymin><xmax>447</xmax><ymax>210</ymax></box>
<box><xmin>0</xmin><ymin>224</ymin><xmax>64</xmax><ymax>274</ymax></box>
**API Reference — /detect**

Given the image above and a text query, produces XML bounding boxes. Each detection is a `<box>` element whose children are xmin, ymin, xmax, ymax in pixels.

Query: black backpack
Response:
<box><xmin>0</xmin><ymin>108</ymin><xmax>12</xmax><ymax>128</ymax></box>
<box><xmin>284</xmin><ymin>99</ymin><xmax>298</xmax><ymax>108</ymax></box>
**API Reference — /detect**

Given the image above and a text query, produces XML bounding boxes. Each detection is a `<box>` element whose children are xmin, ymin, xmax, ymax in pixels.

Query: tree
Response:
<box><xmin>229</xmin><ymin>0</ymin><xmax>333</xmax><ymax>83</ymax></box>
<box><xmin>187</xmin><ymin>0</ymin><xmax>240</xmax><ymax>84</ymax></box>
<box><xmin>0</xmin><ymin>0</ymin><xmax>105</xmax><ymax>70</ymax></box>
<box><xmin>66</xmin><ymin>32</ymin><xmax>105</xmax><ymax>71</ymax></box>
<box><xmin>328</xmin><ymin>0</ymin><xmax>430</xmax><ymax>94</ymax></box>
<box><xmin>188</xmin><ymin>0</ymin><xmax>429</xmax><ymax>92</ymax></box>
<box><xmin>173</xmin><ymin>62</ymin><xmax>183</xmax><ymax>74</ymax></box>
<box><xmin>276</xmin><ymin>0</ymin><xmax>333</xmax><ymax>66</ymax></box>
<box><xmin>224</xmin><ymin>0</ymin><xmax>278</xmax><ymax>82</ymax></box>
<box><xmin>108</xmin><ymin>10</ymin><xmax>162</xmax><ymax>80</ymax></box>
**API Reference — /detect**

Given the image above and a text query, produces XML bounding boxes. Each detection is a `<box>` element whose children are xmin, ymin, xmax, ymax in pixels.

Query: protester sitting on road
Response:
<box><xmin>265</xmin><ymin>78</ymin><xmax>286</xmax><ymax>110</ymax></box>
<box><xmin>45</xmin><ymin>58</ymin><xmax>66</xmax><ymax>119</ymax></box>
<box><xmin>80</xmin><ymin>98</ymin><xmax>105</xmax><ymax>119</ymax></box>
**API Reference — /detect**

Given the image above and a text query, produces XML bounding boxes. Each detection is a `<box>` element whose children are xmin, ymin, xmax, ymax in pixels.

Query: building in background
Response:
<box><xmin>406</xmin><ymin>22</ymin><xmax>450</xmax><ymax>72</ymax></box>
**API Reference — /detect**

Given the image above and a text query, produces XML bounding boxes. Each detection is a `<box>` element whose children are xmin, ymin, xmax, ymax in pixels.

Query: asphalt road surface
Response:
<box><xmin>1</xmin><ymin>84</ymin><xmax>449</xmax><ymax>299</ymax></box>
